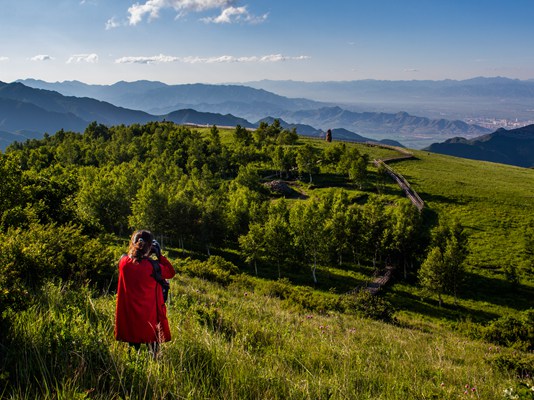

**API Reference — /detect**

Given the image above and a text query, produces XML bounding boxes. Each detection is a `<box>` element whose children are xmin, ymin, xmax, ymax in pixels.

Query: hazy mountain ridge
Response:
<box><xmin>424</xmin><ymin>124</ymin><xmax>534</xmax><ymax>168</ymax></box>
<box><xmin>16</xmin><ymin>79</ymin><xmax>491</xmax><ymax>148</ymax></box>
<box><xmin>244</xmin><ymin>77</ymin><xmax>534</xmax><ymax>102</ymax></box>
<box><xmin>2</xmin><ymin>81</ymin><xmax>384</xmax><ymax>149</ymax></box>
<box><xmin>279</xmin><ymin>107</ymin><xmax>489</xmax><ymax>136</ymax></box>
<box><xmin>244</xmin><ymin>77</ymin><xmax>534</xmax><ymax>121</ymax></box>
<box><xmin>18</xmin><ymin>79</ymin><xmax>324</xmax><ymax>120</ymax></box>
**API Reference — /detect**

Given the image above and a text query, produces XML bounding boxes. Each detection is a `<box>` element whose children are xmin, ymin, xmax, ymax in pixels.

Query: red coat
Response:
<box><xmin>115</xmin><ymin>255</ymin><xmax>176</xmax><ymax>343</ymax></box>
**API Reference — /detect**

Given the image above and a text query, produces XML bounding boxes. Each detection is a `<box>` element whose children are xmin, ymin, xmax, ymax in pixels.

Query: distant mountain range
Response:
<box><xmin>244</xmin><ymin>77</ymin><xmax>534</xmax><ymax>121</ymax></box>
<box><xmin>0</xmin><ymin>81</ymin><xmax>403</xmax><ymax>150</ymax></box>
<box><xmin>17</xmin><ymin>79</ymin><xmax>323</xmax><ymax>121</ymax></box>
<box><xmin>16</xmin><ymin>79</ymin><xmax>491</xmax><ymax>148</ymax></box>
<box><xmin>424</xmin><ymin>124</ymin><xmax>534</xmax><ymax>168</ymax></box>
<box><xmin>3</xmin><ymin>79</ymin><xmax>534</xmax><ymax>168</ymax></box>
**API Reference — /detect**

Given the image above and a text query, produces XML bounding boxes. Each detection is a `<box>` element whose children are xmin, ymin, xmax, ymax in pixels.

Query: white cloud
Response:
<box><xmin>106</xmin><ymin>17</ymin><xmax>122</xmax><ymax>30</ymax></box>
<box><xmin>403</xmin><ymin>68</ymin><xmax>419</xmax><ymax>73</ymax></box>
<box><xmin>201</xmin><ymin>6</ymin><xmax>268</xmax><ymax>24</ymax></box>
<box><xmin>115</xmin><ymin>53</ymin><xmax>310</xmax><ymax>64</ymax></box>
<box><xmin>115</xmin><ymin>54</ymin><xmax>181</xmax><ymax>64</ymax></box>
<box><xmin>0</xmin><ymin>56</ymin><xmax>9</xmax><ymax>62</ymax></box>
<box><xmin>30</xmin><ymin>55</ymin><xmax>54</xmax><ymax>62</ymax></box>
<box><xmin>67</xmin><ymin>54</ymin><xmax>99</xmax><ymax>64</ymax></box>
<box><xmin>126</xmin><ymin>0</ymin><xmax>266</xmax><ymax>25</ymax></box>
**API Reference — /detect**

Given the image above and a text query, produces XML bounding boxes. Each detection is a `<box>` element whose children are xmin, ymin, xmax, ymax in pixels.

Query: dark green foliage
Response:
<box><xmin>418</xmin><ymin>218</ymin><xmax>468</xmax><ymax>306</ymax></box>
<box><xmin>0</xmin><ymin>223</ymin><xmax>115</xmax><ymax>313</ymax></box>
<box><xmin>489</xmin><ymin>352</ymin><xmax>534</xmax><ymax>376</ymax></box>
<box><xmin>483</xmin><ymin>309</ymin><xmax>534</xmax><ymax>351</ymax></box>
<box><xmin>340</xmin><ymin>289</ymin><xmax>395</xmax><ymax>322</ymax></box>
<box><xmin>178</xmin><ymin>256</ymin><xmax>239</xmax><ymax>285</ymax></box>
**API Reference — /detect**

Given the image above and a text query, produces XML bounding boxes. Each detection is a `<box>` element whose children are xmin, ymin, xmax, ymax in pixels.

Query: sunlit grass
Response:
<box><xmin>1</xmin><ymin>278</ymin><xmax>526</xmax><ymax>399</ymax></box>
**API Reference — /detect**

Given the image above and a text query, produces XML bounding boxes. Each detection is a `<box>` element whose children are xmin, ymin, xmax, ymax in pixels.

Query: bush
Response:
<box><xmin>179</xmin><ymin>255</ymin><xmax>239</xmax><ymax>285</ymax></box>
<box><xmin>0</xmin><ymin>223</ymin><xmax>116</xmax><ymax>314</ymax></box>
<box><xmin>483</xmin><ymin>309</ymin><xmax>534</xmax><ymax>351</ymax></box>
<box><xmin>489</xmin><ymin>352</ymin><xmax>534</xmax><ymax>376</ymax></box>
<box><xmin>259</xmin><ymin>277</ymin><xmax>293</xmax><ymax>300</ymax></box>
<box><xmin>340</xmin><ymin>289</ymin><xmax>394</xmax><ymax>322</ymax></box>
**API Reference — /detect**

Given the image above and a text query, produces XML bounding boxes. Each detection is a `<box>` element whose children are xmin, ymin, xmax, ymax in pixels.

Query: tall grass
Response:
<box><xmin>1</xmin><ymin>277</ymin><xmax>526</xmax><ymax>399</ymax></box>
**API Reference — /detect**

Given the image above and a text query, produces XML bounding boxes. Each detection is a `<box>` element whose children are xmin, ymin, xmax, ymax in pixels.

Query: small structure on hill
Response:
<box><xmin>325</xmin><ymin>129</ymin><xmax>332</xmax><ymax>142</ymax></box>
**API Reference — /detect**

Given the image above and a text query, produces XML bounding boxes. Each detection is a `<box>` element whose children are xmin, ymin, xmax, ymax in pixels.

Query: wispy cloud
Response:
<box><xmin>0</xmin><ymin>56</ymin><xmax>9</xmax><ymax>62</ymax></box>
<box><xmin>127</xmin><ymin>0</ymin><xmax>266</xmax><ymax>25</ymax></box>
<box><xmin>115</xmin><ymin>54</ymin><xmax>181</xmax><ymax>64</ymax></box>
<box><xmin>30</xmin><ymin>55</ymin><xmax>54</xmax><ymax>62</ymax></box>
<box><xmin>67</xmin><ymin>54</ymin><xmax>99</xmax><ymax>64</ymax></box>
<box><xmin>106</xmin><ymin>17</ymin><xmax>122</xmax><ymax>30</ymax></box>
<box><xmin>201</xmin><ymin>6</ymin><xmax>268</xmax><ymax>24</ymax></box>
<box><xmin>403</xmin><ymin>68</ymin><xmax>419</xmax><ymax>73</ymax></box>
<box><xmin>114</xmin><ymin>53</ymin><xmax>310</xmax><ymax>64</ymax></box>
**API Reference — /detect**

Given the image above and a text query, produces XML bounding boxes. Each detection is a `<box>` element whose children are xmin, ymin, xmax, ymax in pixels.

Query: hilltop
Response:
<box><xmin>424</xmin><ymin>124</ymin><xmax>534</xmax><ymax>168</ymax></box>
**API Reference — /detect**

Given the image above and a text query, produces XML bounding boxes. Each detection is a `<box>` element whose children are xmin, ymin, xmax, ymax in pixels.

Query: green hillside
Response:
<box><xmin>393</xmin><ymin>151</ymin><xmax>534</xmax><ymax>270</ymax></box>
<box><xmin>0</xmin><ymin>122</ymin><xmax>532</xmax><ymax>399</ymax></box>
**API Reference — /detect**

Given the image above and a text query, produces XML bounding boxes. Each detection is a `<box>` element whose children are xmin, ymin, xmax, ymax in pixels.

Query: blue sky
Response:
<box><xmin>1</xmin><ymin>0</ymin><xmax>533</xmax><ymax>84</ymax></box>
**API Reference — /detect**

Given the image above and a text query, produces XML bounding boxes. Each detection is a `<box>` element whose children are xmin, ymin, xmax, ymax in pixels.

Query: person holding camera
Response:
<box><xmin>114</xmin><ymin>229</ymin><xmax>175</xmax><ymax>356</ymax></box>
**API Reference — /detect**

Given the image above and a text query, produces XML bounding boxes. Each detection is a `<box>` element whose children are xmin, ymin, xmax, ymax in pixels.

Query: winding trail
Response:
<box><xmin>369</xmin><ymin>143</ymin><xmax>425</xmax><ymax>211</ymax></box>
<box><xmin>365</xmin><ymin>143</ymin><xmax>425</xmax><ymax>293</ymax></box>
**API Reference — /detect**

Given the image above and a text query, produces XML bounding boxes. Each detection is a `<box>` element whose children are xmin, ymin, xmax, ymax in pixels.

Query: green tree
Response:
<box><xmin>419</xmin><ymin>219</ymin><xmax>468</xmax><ymax>305</ymax></box>
<box><xmin>238</xmin><ymin>222</ymin><xmax>265</xmax><ymax>276</ymax></box>
<box><xmin>263</xmin><ymin>200</ymin><xmax>294</xmax><ymax>278</ymax></box>
<box><xmin>296</xmin><ymin>144</ymin><xmax>319</xmax><ymax>183</ymax></box>
<box><xmin>233</xmin><ymin>124</ymin><xmax>253</xmax><ymax>146</ymax></box>
<box><xmin>388</xmin><ymin>199</ymin><xmax>423</xmax><ymax>279</ymax></box>
<box><xmin>289</xmin><ymin>198</ymin><xmax>327</xmax><ymax>284</ymax></box>
<box><xmin>418</xmin><ymin>247</ymin><xmax>447</xmax><ymax>307</ymax></box>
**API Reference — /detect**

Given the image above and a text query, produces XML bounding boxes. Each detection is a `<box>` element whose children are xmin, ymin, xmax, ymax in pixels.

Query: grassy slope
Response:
<box><xmin>4</xmin><ymin>131</ymin><xmax>533</xmax><ymax>399</ymax></box>
<box><xmin>393</xmin><ymin>151</ymin><xmax>534</xmax><ymax>270</ymax></box>
<box><xmin>6</xmin><ymin>278</ymin><xmax>522</xmax><ymax>400</ymax></box>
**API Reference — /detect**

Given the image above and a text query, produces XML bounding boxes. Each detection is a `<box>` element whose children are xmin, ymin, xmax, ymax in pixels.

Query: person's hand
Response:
<box><xmin>152</xmin><ymin>240</ymin><xmax>162</xmax><ymax>258</ymax></box>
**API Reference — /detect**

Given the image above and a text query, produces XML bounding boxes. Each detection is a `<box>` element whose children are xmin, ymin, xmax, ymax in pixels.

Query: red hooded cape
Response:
<box><xmin>115</xmin><ymin>255</ymin><xmax>176</xmax><ymax>343</ymax></box>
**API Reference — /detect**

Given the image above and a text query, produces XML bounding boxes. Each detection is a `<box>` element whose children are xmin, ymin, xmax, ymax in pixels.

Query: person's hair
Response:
<box><xmin>128</xmin><ymin>230</ymin><xmax>154</xmax><ymax>263</ymax></box>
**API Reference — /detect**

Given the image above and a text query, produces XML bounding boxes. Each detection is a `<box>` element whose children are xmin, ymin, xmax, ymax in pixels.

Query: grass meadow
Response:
<box><xmin>2</xmin><ymin>277</ymin><xmax>525</xmax><ymax>400</ymax></box>
<box><xmin>1</xmin><ymin>132</ymin><xmax>533</xmax><ymax>399</ymax></box>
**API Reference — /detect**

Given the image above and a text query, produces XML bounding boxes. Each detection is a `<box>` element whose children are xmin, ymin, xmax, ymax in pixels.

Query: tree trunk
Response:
<box><xmin>311</xmin><ymin>254</ymin><xmax>318</xmax><ymax>284</ymax></box>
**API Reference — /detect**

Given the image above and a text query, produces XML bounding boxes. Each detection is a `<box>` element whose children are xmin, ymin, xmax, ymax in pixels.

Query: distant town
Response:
<box><xmin>465</xmin><ymin>117</ymin><xmax>534</xmax><ymax>130</ymax></box>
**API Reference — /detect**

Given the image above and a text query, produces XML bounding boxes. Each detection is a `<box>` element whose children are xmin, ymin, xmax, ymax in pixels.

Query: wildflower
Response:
<box><xmin>440</xmin><ymin>382</ymin><xmax>445</xmax><ymax>387</ymax></box>
<box><xmin>244</xmin><ymin>292</ymin><xmax>248</xmax><ymax>297</ymax></box>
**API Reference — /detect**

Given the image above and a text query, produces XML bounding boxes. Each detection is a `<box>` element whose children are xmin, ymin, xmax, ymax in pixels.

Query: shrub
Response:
<box><xmin>340</xmin><ymin>289</ymin><xmax>394</xmax><ymax>322</ymax></box>
<box><xmin>483</xmin><ymin>309</ymin><xmax>534</xmax><ymax>351</ymax></box>
<box><xmin>0</xmin><ymin>223</ymin><xmax>115</xmax><ymax>314</ymax></box>
<box><xmin>258</xmin><ymin>278</ymin><xmax>293</xmax><ymax>300</ymax></box>
<box><xmin>489</xmin><ymin>352</ymin><xmax>534</xmax><ymax>376</ymax></box>
<box><xmin>180</xmin><ymin>255</ymin><xmax>239</xmax><ymax>285</ymax></box>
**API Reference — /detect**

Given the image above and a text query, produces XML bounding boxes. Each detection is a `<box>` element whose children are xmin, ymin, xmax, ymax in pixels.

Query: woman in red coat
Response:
<box><xmin>115</xmin><ymin>230</ymin><xmax>176</xmax><ymax>355</ymax></box>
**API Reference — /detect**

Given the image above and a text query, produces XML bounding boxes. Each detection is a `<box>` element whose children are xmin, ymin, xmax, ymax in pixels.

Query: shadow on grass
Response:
<box><xmin>310</xmin><ymin>173</ymin><xmax>351</xmax><ymax>189</ymax></box>
<box><xmin>417</xmin><ymin>191</ymin><xmax>467</xmax><ymax>206</ymax></box>
<box><xmin>389</xmin><ymin>287</ymin><xmax>501</xmax><ymax>324</ymax></box>
<box><xmin>456</xmin><ymin>271</ymin><xmax>534</xmax><ymax>310</ymax></box>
